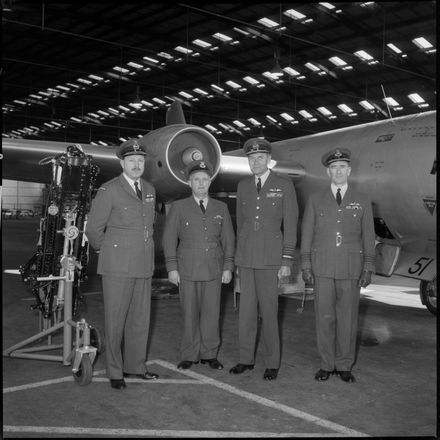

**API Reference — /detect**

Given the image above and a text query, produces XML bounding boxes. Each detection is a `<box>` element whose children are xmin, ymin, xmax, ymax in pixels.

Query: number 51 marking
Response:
<box><xmin>408</xmin><ymin>257</ymin><xmax>434</xmax><ymax>276</ymax></box>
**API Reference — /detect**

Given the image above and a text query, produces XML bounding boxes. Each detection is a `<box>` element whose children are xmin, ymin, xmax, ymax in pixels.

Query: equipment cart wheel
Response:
<box><xmin>90</xmin><ymin>326</ymin><xmax>105</xmax><ymax>354</ymax></box>
<box><xmin>73</xmin><ymin>354</ymin><xmax>93</xmax><ymax>386</ymax></box>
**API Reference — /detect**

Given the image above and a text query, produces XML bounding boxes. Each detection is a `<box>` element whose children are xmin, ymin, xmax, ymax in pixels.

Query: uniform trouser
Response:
<box><xmin>178</xmin><ymin>278</ymin><xmax>222</xmax><ymax>361</ymax></box>
<box><xmin>102</xmin><ymin>276</ymin><xmax>152</xmax><ymax>379</ymax></box>
<box><xmin>314</xmin><ymin>277</ymin><xmax>360</xmax><ymax>371</ymax></box>
<box><xmin>238</xmin><ymin>267</ymin><xmax>280</xmax><ymax>368</ymax></box>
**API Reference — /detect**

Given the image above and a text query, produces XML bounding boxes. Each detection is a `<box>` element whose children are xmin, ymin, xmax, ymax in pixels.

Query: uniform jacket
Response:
<box><xmin>301</xmin><ymin>186</ymin><xmax>375</xmax><ymax>279</ymax></box>
<box><xmin>163</xmin><ymin>196</ymin><xmax>235</xmax><ymax>281</ymax></box>
<box><xmin>86</xmin><ymin>174</ymin><xmax>156</xmax><ymax>278</ymax></box>
<box><xmin>235</xmin><ymin>171</ymin><xmax>298</xmax><ymax>269</ymax></box>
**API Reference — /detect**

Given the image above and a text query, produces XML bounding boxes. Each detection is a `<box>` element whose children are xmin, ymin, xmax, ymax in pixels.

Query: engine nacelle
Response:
<box><xmin>139</xmin><ymin>124</ymin><xmax>222</xmax><ymax>202</ymax></box>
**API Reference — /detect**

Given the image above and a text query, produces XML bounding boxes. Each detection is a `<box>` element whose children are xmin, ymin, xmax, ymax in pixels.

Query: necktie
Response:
<box><xmin>199</xmin><ymin>199</ymin><xmax>206</xmax><ymax>214</ymax></box>
<box><xmin>256</xmin><ymin>177</ymin><xmax>262</xmax><ymax>193</ymax></box>
<box><xmin>134</xmin><ymin>181</ymin><xmax>142</xmax><ymax>200</ymax></box>
<box><xmin>336</xmin><ymin>188</ymin><xmax>342</xmax><ymax>205</ymax></box>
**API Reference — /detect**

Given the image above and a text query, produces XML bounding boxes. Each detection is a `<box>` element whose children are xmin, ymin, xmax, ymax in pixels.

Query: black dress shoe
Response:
<box><xmin>336</xmin><ymin>370</ymin><xmax>356</xmax><ymax>382</ymax></box>
<box><xmin>263</xmin><ymin>368</ymin><xmax>278</xmax><ymax>380</ymax></box>
<box><xmin>177</xmin><ymin>360</ymin><xmax>198</xmax><ymax>369</ymax></box>
<box><xmin>314</xmin><ymin>369</ymin><xmax>332</xmax><ymax>381</ymax></box>
<box><xmin>110</xmin><ymin>379</ymin><xmax>126</xmax><ymax>389</ymax></box>
<box><xmin>200</xmin><ymin>358</ymin><xmax>224</xmax><ymax>370</ymax></box>
<box><xmin>123</xmin><ymin>371</ymin><xmax>159</xmax><ymax>380</ymax></box>
<box><xmin>229</xmin><ymin>363</ymin><xmax>254</xmax><ymax>374</ymax></box>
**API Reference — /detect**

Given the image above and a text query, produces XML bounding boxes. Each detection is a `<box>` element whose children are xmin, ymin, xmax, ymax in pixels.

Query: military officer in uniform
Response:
<box><xmin>163</xmin><ymin>160</ymin><xmax>235</xmax><ymax>370</ymax></box>
<box><xmin>301</xmin><ymin>148</ymin><xmax>375</xmax><ymax>383</ymax></box>
<box><xmin>230</xmin><ymin>138</ymin><xmax>298</xmax><ymax>380</ymax></box>
<box><xmin>86</xmin><ymin>139</ymin><xmax>159</xmax><ymax>390</ymax></box>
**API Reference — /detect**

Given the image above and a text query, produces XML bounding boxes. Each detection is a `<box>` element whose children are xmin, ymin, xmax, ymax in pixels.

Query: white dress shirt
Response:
<box><xmin>255</xmin><ymin>169</ymin><xmax>271</xmax><ymax>188</ymax></box>
<box><xmin>331</xmin><ymin>183</ymin><xmax>348</xmax><ymax>201</ymax></box>
<box><xmin>123</xmin><ymin>173</ymin><xmax>141</xmax><ymax>195</ymax></box>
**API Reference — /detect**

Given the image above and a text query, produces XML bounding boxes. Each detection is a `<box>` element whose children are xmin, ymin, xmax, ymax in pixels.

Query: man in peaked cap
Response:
<box><xmin>301</xmin><ymin>147</ymin><xmax>375</xmax><ymax>383</ymax></box>
<box><xmin>86</xmin><ymin>138</ymin><xmax>158</xmax><ymax>390</ymax></box>
<box><xmin>163</xmin><ymin>160</ymin><xmax>235</xmax><ymax>371</ymax></box>
<box><xmin>230</xmin><ymin>137</ymin><xmax>298</xmax><ymax>381</ymax></box>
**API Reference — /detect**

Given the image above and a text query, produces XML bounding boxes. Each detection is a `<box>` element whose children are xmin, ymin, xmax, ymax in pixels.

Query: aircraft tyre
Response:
<box><xmin>420</xmin><ymin>279</ymin><xmax>437</xmax><ymax>315</ymax></box>
<box><xmin>73</xmin><ymin>355</ymin><xmax>93</xmax><ymax>386</ymax></box>
<box><xmin>90</xmin><ymin>325</ymin><xmax>105</xmax><ymax>355</ymax></box>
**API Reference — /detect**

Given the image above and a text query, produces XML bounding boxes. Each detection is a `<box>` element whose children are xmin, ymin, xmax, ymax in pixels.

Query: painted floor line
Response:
<box><xmin>4</xmin><ymin>359</ymin><xmax>368</xmax><ymax>437</ymax></box>
<box><xmin>153</xmin><ymin>359</ymin><xmax>369</xmax><ymax>438</ymax></box>
<box><xmin>2</xmin><ymin>425</ymin><xmax>341</xmax><ymax>437</ymax></box>
<box><xmin>3</xmin><ymin>369</ymin><xmax>106</xmax><ymax>394</ymax></box>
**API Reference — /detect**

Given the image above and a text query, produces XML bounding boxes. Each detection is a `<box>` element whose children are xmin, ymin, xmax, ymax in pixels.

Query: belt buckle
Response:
<box><xmin>336</xmin><ymin>232</ymin><xmax>342</xmax><ymax>247</ymax></box>
<box><xmin>254</xmin><ymin>221</ymin><xmax>260</xmax><ymax>231</ymax></box>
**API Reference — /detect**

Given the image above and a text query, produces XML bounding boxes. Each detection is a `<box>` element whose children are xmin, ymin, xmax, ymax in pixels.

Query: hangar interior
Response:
<box><xmin>2</xmin><ymin>2</ymin><xmax>436</xmax><ymax>151</ymax></box>
<box><xmin>2</xmin><ymin>3</ymin><xmax>437</xmax><ymax>438</ymax></box>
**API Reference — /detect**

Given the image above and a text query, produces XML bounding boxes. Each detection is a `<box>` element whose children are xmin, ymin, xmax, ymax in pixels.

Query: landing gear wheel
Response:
<box><xmin>90</xmin><ymin>326</ymin><xmax>105</xmax><ymax>354</ymax></box>
<box><xmin>420</xmin><ymin>280</ymin><xmax>437</xmax><ymax>315</ymax></box>
<box><xmin>73</xmin><ymin>354</ymin><xmax>93</xmax><ymax>386</ymax></box>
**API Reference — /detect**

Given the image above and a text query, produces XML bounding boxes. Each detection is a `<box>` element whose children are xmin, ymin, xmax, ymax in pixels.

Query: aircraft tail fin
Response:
<box><xmin>166</xmin><ymin>101</ymin><xmax>186</xmax><ymax>125</ymax></box>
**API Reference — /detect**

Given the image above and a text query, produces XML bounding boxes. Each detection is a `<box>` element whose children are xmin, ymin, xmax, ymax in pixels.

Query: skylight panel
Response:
<box><xmin>192</xmin><ymin>39</ymin><xmax>212</xmax><ymax>48</ymax></box>
<box><xmin>299</xmin><ymin>110</ymin><xmax>313</xmax><ymax>119</ymax></box>
<box><xmin>280</xmin><ymin>113</ymin><xmax>294</xmax><ymax>121</ymax></box>
<box><xmin>266</xmin><ymin>115</ymin><xmax>278</xmax><ymax>123</ymax></box>
<box><xmin>248</xmin><ymin>118</ymin><xmax>261</xmax><ymax>126</ymax></box>
<box><xmin>243</xmin><ymin>76</ymin><xmax>260</xmax><ymax>85</ymax></box>
<box><xmin>284</xmin><ymin>9</ymin><xmax>306</xmax><ymax>20</ymax></box>
<box><xmin>70</xmin><ymin>116</ymin><xmax>83</xmax><ymax>122</ymax></box>
<box><xmin>319</xmin><ymin>2</ymin><xmax>335</xmax><ymax>9</ymax></box>
<box><xmin>257</xmin><ymin>17</ymin><xmax>279</xmax><ymax>28</ymax></box>
<box><xmin>143</xmin><ymin>56</ymin><xmax>159</xmax><ymax>64</ymax></box>
<box><xmin>118</xmin><ymin>105</ymin><xmax>130</xmax><ymax>112</ymax></box>
<box><xmin>29</xmin><ymin>94</ymin><xmax>42</xmax><ymax>99</ymax></box>
<box><xmin>387</xmin><ymin>43</ymin><xmax>402</xmax><ymax>54</ymax></box>
<box><xmin>127</xmin><ymin>62</ymin><xmax>144</xmax><ymax>69</ymax></box>
<box><xmin>337</xmin><ymin>104</ymin><xmax>354</xmax><ymax>113</ymax></box>
<box><xmin>233</xmin><ymin>120</ymin><xmax>246</xmax><ymax>128</ymax></box>
<box><xmin>205</xmin><ymin>124</ymin><xmax>218</xmax><ymax>133</ymax></box>
<box><xmin>408</xmin><ymin>93</ymin><xmax>425</xmax><ymax>104</ymax></box>
<box><xmin>359</xmin><ymin>100</ymin><xmax>375</xmax><ymax>111</ymax></box>
<box><xmin>354</xmin><ymin>50</ymin><xmax>374</xmax><ymax>61</ymax></box>
<box><xmin>329</xmin><ymin>56</ymin><xmax>347</xmax><ymax>67</ymax></box>
<box><xmin>97</xmin><ymin>110</ymin><xmax>110</xmax><ymax>116</ymax></box>
<box><xmin>283</xmin><ymin>67</ymin><xmax>300</xmax><ymax>76</ymax></box>
<box><xmin>157</xmin><ymin>52</ymin><xmax>174</xmax><ymax>60</ymax></box>
<box><xmin>211</xmin><ymin>84</ymin><xmax>225</xmax><ymax>92</ymax></box>
<box><xmin>383</xmin><ymin>97</ymin><xmax>399</xmax><ymax>106</ymax></box>
<box><xmin>412</xmin><ymin>37</ymin><xmax>435</xmax><ymax>53</ymax></box>
<box><xmin>141</xmin><ymin>100</ymin><xmax>153</xmax><ymax>107</ymax></box>
<box><xmin>112</xmin><ymin>67</ymin><xmax>129</xmax><ymax>74</ymax></box>
<box><xmin>233</xmin><ymin>27</ymin><xmax>250</xmax><ymax>36</ymax></box>
<box><xmin>194</xmin><ymin>88</ymin><xmax>209</xmax><ymax>96</ymax></box>
<box><xmin>66</xmin><ymin>82</ymin><xmax>80</xmax><ymax>89</ymax></box>
<box><xmin>152</xmin><ymin>97</ymin><xmax>166</xmax><ymax>105</ymax></box>
<box><xmin>317</xmin><ymin>107</ymin><xmax>333</xmax><ymax>116</ymax></box>
<box><xmin>226</xmin><ymin>80</ymin><xmax>241</xmax><ymax>89</ymax></box>
<box><xmin>305</xmin><ymin>62</ymin><xmax>320</xmax><ymax>72</ymax></box>
<box><xmin>56</xmin><ymin>85</ymin><xmax>71</xmax><ymax>91</ymax></box>
<box><xmin>174</xmin><ymin>46</ymin><xmax>193</xmax><ymax>54</ymax></box>
<box><xmin>179</xmin><ymin>91</ymin><xmax>193</xmax><ymax>99</ymax></box>
<box><xmin>89</xmin><ymin>74</ymin><xmax>104</xmax><ymax>81</ymax></box>
<box><xmin>13</xmin><ymin>100</ymin><xmax>26</xmax><ymax>105</ymax></box>
<box><xmin>78</xmin><ymin>77</ymin><xmax>93</xmax><ymax>85</ymax></box>
<box><xmin>213</xmin><ymin>32</ymin><xmax>232</xmax><ymax>42</ymax></box>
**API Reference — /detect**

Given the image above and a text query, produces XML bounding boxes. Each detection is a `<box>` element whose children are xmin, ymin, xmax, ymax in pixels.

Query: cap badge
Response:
<box><xmin>200</xmin><ymin>161</ymin><xmax>206</xmax><ymax>168</ymax></box>
<box><xmin>132</xmin><ymin>141</ymin><xmax>140</xmax><ymax>151</ymax></box>
<box><xmin>334</xmin><ymin>149</ymin><xmax>342</xmax><ymax>158</ymax></box>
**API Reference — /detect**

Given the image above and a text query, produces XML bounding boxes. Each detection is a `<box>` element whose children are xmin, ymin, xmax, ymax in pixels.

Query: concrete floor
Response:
<box><xmin>2</xmin><ymin>218</ymin><xmax>437</xmax><ymax>438</ymax></box>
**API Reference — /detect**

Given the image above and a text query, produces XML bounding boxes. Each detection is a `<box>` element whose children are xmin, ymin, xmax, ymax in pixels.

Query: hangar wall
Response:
<box><xmin>1</xmin><ymin>179</ymin><xmax>45</xmax><ymax>215</ymax></box>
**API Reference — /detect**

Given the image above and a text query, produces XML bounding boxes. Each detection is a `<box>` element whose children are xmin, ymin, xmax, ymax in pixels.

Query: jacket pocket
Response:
<box><xmin>99</xmin><ymin>242</ymin><xmax>129</xmax><ymax>273</ymax></box>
